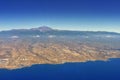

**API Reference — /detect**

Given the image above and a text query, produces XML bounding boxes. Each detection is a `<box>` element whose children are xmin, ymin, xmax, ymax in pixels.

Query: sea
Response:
<box><xmin>0</xmin><ymin>58</ymin><xmax>120</xmax><ymax>80</ymax></box>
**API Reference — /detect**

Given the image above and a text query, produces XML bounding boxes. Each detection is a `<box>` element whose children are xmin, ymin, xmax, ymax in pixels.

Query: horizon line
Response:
<box><xmin>0</xmin><ymin>26</ymin><xmax>120</xmax><ymax>34</ymax></box>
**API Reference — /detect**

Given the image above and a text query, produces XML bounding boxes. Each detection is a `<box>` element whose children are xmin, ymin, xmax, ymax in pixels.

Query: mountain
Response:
<box><xmin>30</xmin><ymin>26</ymin><xmax>53</xmax><ymax>32</ymax></box>
<box><xmin>0</xmin><ymin>26</ymin><xmax>120</xmax><ymax>69</ymax></box>
<box><xmin>0</xmin><ymin>26</ymin><xmax>120</xmax><ymax>38</ymax></box>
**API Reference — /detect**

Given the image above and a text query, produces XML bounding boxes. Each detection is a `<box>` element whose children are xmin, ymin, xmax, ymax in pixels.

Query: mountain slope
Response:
<box><xmin>0</xmin><ymin>26</ymin><xmax>120</xmax><ymax>69</ymax></box>
<box><xmin>0</xmin><ymin>26</ymin><xmax>120</xmax><ymax>38</ymax></box>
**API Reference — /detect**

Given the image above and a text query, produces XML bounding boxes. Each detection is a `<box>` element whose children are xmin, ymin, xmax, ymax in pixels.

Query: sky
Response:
<box><xmin>0</xmin><ymin>0</ymin><xmax>120</xmax><ymax>32</ymax></box>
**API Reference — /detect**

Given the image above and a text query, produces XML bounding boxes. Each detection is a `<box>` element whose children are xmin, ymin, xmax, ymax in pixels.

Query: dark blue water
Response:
<box><xmin>0</xmin><ymin>58</ymin><xmax>120</xmax><ymax>80</ymax></box>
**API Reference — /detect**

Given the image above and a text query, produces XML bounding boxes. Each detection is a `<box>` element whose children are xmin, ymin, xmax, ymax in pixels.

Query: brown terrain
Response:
<box><xmin>0</xmin><ymin>27</ymin><xmax>120</xmax><ymax>69</ymax></box>
<box><xmin>0</xmin><ymin>37</ymin><xmax>120</xmax><ymax>69</ymax></box>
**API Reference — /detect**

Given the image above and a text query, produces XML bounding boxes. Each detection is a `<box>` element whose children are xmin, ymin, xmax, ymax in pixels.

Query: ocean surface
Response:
<box><xmin>0</xmin><ymin>58</ymin><xmax>120</xmax><ymax>80</ymax></box>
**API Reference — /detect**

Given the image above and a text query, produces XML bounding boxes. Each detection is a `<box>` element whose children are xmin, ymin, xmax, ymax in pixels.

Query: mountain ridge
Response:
<box><xmin>0</xmin><ymin>26</ymin><xmax>120</xmax><ymax>36</ymax></box>
<box><xmin>0</xmin><ymin>26</ymin><xmax>120</xmax><ymax>34</ymax></box>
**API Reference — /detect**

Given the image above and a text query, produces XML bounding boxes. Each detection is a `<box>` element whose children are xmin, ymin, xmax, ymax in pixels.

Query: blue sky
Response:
<box><xmin>0</xmin><ymin>0</ymin><xmax>120</xmax><ymax>32</ymax></box>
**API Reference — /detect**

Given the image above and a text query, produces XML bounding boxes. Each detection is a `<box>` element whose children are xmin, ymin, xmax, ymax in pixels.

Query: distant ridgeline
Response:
<box><xmin>0</xmin><ymin>26</ymin><xmax>120</xmax><ymax>38</ymax></box>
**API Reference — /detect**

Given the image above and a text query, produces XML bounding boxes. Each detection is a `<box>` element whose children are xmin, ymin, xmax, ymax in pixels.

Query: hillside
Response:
<box><xmin>0</xmin><ymin>26</ymin><xmax>120</xmax><ymax>69</ymax></box>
